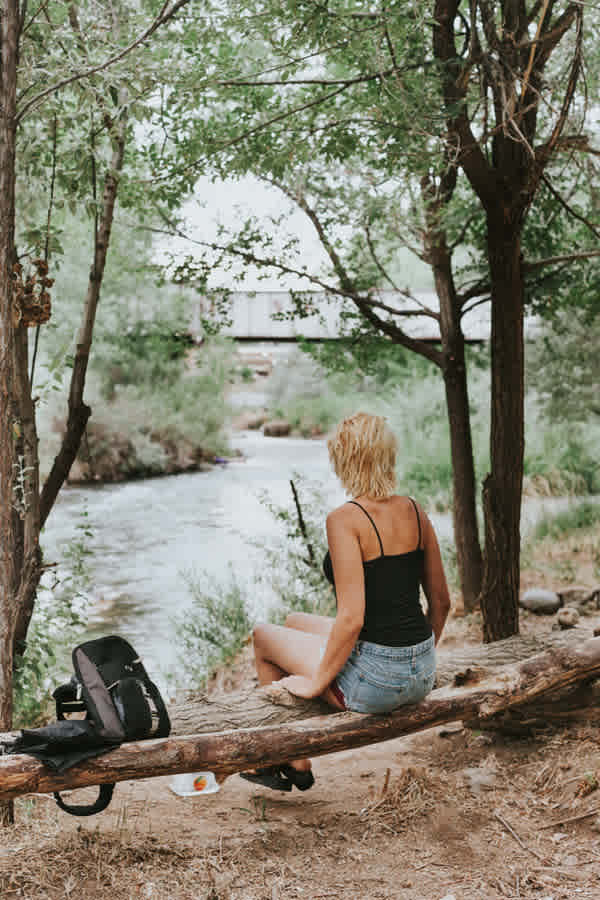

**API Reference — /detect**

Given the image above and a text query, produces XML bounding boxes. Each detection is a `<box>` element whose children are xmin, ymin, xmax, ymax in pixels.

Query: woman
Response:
<box><xmin>240</xmin><ymin>412</ymin><xmax>451</xmax><ymax>793</ymax></box>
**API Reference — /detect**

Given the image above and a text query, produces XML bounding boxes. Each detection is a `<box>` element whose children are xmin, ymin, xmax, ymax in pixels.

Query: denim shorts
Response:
<box><xmin>333</xmin><ymin>634</ymin><xmax>436</xmax><ymax>714</ymax></box>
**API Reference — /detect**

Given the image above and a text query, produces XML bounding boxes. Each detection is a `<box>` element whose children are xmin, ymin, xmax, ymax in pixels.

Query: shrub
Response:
<box><xmin>173</xmin><ymin>570</ymin><xmax>253</xmax><ymax>688</ymax></box>
<box><xmin>532</xmin><ymin>500</ymin><xmax>600</xmax><ymax>542</ymax></box>
<box><xmin>14</xmin><ymin>512</ymin><xmax>92</xmax><ymax>726</ymax></box>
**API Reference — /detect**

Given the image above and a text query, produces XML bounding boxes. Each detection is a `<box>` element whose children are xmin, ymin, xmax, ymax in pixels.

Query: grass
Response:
<box><xmin>173</xmin><ymin>570</ymin><xmax>254</xmax><ymax>689</ymax></box>
<box><xmin>266</xmin><ymin>345</ymin><xmax>600</xmax><ymax>509</ymax></box>
<box><xmin>173</xmin><ymin>478</ymin><xmax>336</xmax><ymax>689</ymax></box>
<box><xmin>520</xmin><ymin>500</ymin><xmax>600</xmax><ymax>589</ymax></box>
<box><xmin>531</xmin><ymin>500</ymin><xmax>600</xmax><ymax>542</ymax></box>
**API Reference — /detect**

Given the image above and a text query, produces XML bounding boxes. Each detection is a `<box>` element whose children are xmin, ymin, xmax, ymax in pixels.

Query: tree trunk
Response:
<box><xmin>480</xmin><ymin>220</ymin><xmax>525</xmax><ymax>642</ymax></box>
<box><xmin>1</xmin><ymin>636</ymin><xmax>599</xmax><ymax>801</ymax></box>
<box><xmin>38</xmin><ymin>122</ymin><xmax>126</xmax><ymax>530</ymax></box>
<box><xmin>442</xmin><ymin>342</ymin><xmax>483</xmax><ymax>611</ymax></box>
<box><xmin>0</xmin><ymin>0</ymin><xmax>21</xmax><ymax>827</ymax></box>
<box><xmin>422</xmin><ymin>174</ymin><xmax>483</xmax><ymax>611</ymax></box>
<box><xmin>12</xmin><ymin>122</ymin><xmax>128</xmax><ymax>667</ymax></box>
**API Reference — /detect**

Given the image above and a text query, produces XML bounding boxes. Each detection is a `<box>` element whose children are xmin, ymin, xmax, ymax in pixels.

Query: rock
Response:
<box><xmin>557</xmin><ymin>607</ymin><xmax>580</xmax><ymax>629</ymax></box>
<box><xmin>233</xmin><ymin>411</ymin><xmax>267</xmax><ymax>431</ymax></box>
<box><xmin>519</xmin><ymin>588</ymin><xmax>561</xmax><ymax>615</ymax></box>
<box><xmin>263</xmin><ymin>419</ymin><xmax>291</xmax><ymax>437</ymax></box>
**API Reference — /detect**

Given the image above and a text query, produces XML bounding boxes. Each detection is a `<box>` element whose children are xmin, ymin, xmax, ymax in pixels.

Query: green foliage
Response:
<box><xmin>254</xmin><ymin>477</ymin><xmax>335</xmax><ymax>621</ymax></box>
<box><xmin>174</xmin><ymin>478</ymin><xmax>334</xmax><ymax>685</ymax></box>
<box><xmin>526</xmin><ymin>309</ymin><xmax>600</xmax><ymax>424</ymax></box>
<box><xmin>523</xmin><ymin>396</ymin><xmax>600</xmax><ymax>495</ymax></box>
<box><xmin>532</xmin><ymin>501</ymin><xmax>600</xmax><ymax>542</ymax></box>
<box><xmin>266</xmin><ymin>347</ymin><xmax>382</xmax><ymax>434</ymax></box>
<box><xmin>13</xmin><ymin>512</ymin><xmax>92</xmax><ymax>727</ymax></box>
<box><xmin>93</xmin><ymin>321</ymin><xmax>189</xmax><ymax>402</ymax></box>
<box><xmin>102</xmin><ymin>334</ymin><xmax>233</xmax><ymax>451</ymax></box>
<box><xmin>175</xmin><ymin>569</ymin><xmax>253</xmax><ymax>687</ymax></box>
<box><xmin>268</xmin><ymin>348</ymin><xmax>598</xmax><ymax>509</ymax></box>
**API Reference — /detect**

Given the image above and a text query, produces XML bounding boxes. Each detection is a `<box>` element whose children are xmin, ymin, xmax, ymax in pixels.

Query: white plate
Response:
<box><xmin>169</xmin><ymin>772</ymin><xmax>220</xmax><ymax>797</ymax></box>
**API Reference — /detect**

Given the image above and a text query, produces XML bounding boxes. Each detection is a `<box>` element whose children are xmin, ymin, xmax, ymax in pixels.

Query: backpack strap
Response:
<box><xmin>54</xmin><ymin>783</ymin><xmax>115</xmax><ymax>816</ymax></box>
<box><xmin>53</xmin><ymin>679</ymin><xmax>87</xmax><ymax>720</ymax></box>
<box><xmin>145</xmin><ymin>680</ymin><xmax>171</xmax><ymax>738</ymax></box>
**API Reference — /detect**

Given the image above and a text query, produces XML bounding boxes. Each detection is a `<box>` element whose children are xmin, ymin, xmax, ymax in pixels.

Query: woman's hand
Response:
<box><xmin>277</xmin><ymin>675</ymin><xmax>322</xmax><ymax>699</ymax></box>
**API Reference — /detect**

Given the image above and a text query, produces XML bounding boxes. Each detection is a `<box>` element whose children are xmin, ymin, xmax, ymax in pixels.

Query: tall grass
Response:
<box><xmin>267</xmin><ymin>345</ymin><xmax>599</xmax><ymax>507</ymax></box>
<box><xmin>532</xmin><ymin>500</ymin><xmax>600</xmax><ymax>542</ymax></box>
<box><xmin>174</xmin><ymin>478</ymin><xmax>335</xmax><ymax>688</ymax></box>
<box><xmin>254</xmin><ymin>478</ymin><xmax>335</xmax><ymax>621</ymax></box>
<box><xmin>174</xmin><ymin>570</ymin><xmax>254</xmax><ymax>687</ymax></box>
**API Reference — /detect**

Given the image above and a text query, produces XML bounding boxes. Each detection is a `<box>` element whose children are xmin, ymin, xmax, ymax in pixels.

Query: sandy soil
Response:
<box><xmin>2</xmin><ymin>533</ymin><xmax>600</xmax><ymax>900</ymax></box>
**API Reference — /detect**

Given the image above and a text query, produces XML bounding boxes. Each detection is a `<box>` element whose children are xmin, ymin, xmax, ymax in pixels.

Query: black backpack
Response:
<box><xmin>10</xmin><ymin>635</ymin><xmax>170</xmax><ymax>816</ymax></box>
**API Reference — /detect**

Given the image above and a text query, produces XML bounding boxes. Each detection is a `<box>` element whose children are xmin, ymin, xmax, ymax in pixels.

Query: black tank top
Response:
<box><xmin>322</xmin><ymin>498</ymin><xmax>432</xmax><ymax>647</ymax></box>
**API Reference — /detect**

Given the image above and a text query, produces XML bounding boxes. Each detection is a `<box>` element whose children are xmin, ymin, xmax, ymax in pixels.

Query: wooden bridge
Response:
<box><xmin>189</xmin><ymin>290</ymin><xmax>497</xmax><ymax>343</ymax></box>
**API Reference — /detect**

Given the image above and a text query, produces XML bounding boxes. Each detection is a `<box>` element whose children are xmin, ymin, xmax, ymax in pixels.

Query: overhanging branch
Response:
<box><xmin>16</xmin><ymin>0</ymin><xmax>191</xmax><ymax>122</ymax></box>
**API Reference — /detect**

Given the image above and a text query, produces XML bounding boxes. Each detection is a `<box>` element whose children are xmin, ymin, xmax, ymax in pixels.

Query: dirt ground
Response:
<box><xmin>2</xmin><ymin>532</ymin><xmax>600</xmax><ymax>900</ymax></box>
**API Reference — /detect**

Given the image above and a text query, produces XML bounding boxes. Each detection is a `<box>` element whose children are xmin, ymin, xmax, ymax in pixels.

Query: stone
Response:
<box><xmin>519</xmin><ymin>588</ymin><xmax>561</xmax><ymax>615</ymax></box>
<box><xmin>263</xmin><ymin>419</ymin><xmax>291</xmax><ymax>437</ymax></box>
<box><xmin>557</xmin><ymin>607</ymin><xmax>580</xmax><ymax>629</ymax></box>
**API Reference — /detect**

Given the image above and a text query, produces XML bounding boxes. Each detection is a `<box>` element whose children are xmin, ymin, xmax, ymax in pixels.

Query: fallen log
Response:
<box><xmin>1</xmin><ymin>636</ymin><xmax>599</xmax><ymax>802</ymax></box>
<box><xmin>168</xmin><ymin>628</ymin><xmax>591</xmax><ymax>735</ymax></box>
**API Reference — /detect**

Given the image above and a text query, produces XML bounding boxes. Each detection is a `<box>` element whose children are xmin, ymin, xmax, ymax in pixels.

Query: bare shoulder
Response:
<box><xmin>395</xmin><ymin>495</ymin><xmax>436</xmax><ymax>541</ymax></box>
<box><xmin>326</xmin><ymin>502</ymin><xmax>359</xmax><ymax>537</ymax></box>
<box><xmin>326</xmin><ymin>502</ymin><xmax>353</xmax><ymax>526</ymax></box>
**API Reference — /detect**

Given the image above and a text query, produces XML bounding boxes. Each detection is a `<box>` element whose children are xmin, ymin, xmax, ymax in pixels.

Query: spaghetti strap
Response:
<box><xmin>348</xmin><ymin>500</ymin><xmax>384</xmax><ymax>557</ymax></box>
<box><xmin>408</xmin><ymin>497</ymin><xmax>422</xmax><ymax>550</ymax></box>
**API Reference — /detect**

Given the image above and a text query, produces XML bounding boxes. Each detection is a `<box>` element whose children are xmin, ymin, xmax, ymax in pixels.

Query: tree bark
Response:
<box><xmin>480</xmin><ymin>220</ymin><xmax>525</xmax><ymax>642</ymax></box>
<box><xmin>0</xmin><ymin>0</ymin><xmax>21</xmax><ymax>827</ymax></box>
<box><xmin>1</xmin><ymin>636</ymin><xmax>599</xmax><ymax>801</ymax></box>
<box><xmin>38</xmin><ymin>122</ymin><xmax>126</xmax><ymax>530</ymax></box>
<box><xmin>441</xmin><ymin>331</ymin><xmax>483</xmax><ymax>611</ymax></box>
<box><xmin>422</xmin><ymin>173</ymin><xmax>483</xmax><ymax>612</ymax></box>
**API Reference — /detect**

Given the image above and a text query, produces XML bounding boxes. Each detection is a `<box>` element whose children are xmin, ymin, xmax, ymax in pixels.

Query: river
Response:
<box><xmin>40</xmin><ymin>430</ymin><xmax>584</xmax><ymax>682</ymax></box>
<box><xmin>40</xmin><ymin>432</ymin><xmax>346</xmax><ymax>680</ymax></box>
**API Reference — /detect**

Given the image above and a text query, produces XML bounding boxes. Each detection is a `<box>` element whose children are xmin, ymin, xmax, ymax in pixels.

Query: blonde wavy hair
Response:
<box><xmin>327</xmin><ymin>412</ymin><xmax>397</xmax><ymax>499</ymax></box>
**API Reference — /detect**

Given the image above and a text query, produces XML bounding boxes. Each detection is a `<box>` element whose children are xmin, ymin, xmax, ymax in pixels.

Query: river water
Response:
<box><xmin>40</xmin><ymin>430</ymin><xmax>584</xmax><ymax>681</ymax></box>
<box><xmin>40</xmin><ymin>432</ymin><xmax>347</xmax><ymax>679</ymax></box>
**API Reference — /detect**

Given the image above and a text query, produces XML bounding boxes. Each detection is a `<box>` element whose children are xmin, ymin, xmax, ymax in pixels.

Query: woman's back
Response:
<box><xmin>324</xmin><ymin>495</ymin><xmax>432</xmax><ymax>647</ymax></box>
<box><xmin>349</xmin><ymin>495</ymin><xmax>423</xmax><ymax>562</ymax></box>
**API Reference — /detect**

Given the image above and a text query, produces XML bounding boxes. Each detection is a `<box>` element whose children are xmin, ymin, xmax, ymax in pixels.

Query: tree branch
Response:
<box><xmin>523</xmin><ymin>249</ymin><xmax>600</xmax><ymax>272</ymax></box>
<box><xmin>432</xmin><ymin>0</ymin><xmax>497</xmax><ymax>208</ymax></box>
<box><xmin>177</xmin><ymin>83</ymin><xmax>353</xmax><ymax>177</ymax></box>
<box><xmin>216</xmin><ymin>67</ymin><xmax>396</xmax><ymax>87</ymax></box>
<box><xmin>534</xmin><ymin>5</ymin><xmax>583</xmax><ymax>172</ymax></box>
<box><xmin>16</xmin><ymin>0</ymin><xmax>191</xmax><ymax>122</ymax></box>
<box><xmin>39</xmin><ymin>110</ymin><xmax>127</xmax><ymax>527</ymax></box>
<box><xmin>541</xmin><ymin>174</ymin><xmax>600</xmax><ymax>240</ymax></box>
<box><xmin>149</xmin><ymin>219</ymin><xmax>444</xmax><ymax>368</ymax></box>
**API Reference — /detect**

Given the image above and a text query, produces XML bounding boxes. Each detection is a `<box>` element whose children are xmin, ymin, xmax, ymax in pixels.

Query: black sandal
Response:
<box><xmin>239</xmin><ymin>765</ymin><xmax>315</xmax><ymax>792</ymax></box>
<box><xmin>279</xmin><ymin>764</ymin><xmax>315</xmax><ymax>791</ymax></box>
<box><xmin>239</xmin><ymin>766</ymin><xmax>293</xmax><ymax>792</ymax></box>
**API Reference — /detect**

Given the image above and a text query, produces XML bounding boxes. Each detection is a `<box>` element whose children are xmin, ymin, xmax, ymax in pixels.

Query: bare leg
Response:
<box><xmin>284</xmin><ymin>611</ymin><xmax>334</xmax><ymax>638</ymax></box>
<box><xmin>252</xmin><ymin>622</ymin><xmax>344</xmax><ymax>773</ymax></box>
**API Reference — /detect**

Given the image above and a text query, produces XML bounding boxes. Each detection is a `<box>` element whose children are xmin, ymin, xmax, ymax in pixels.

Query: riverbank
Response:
<box><xmin>5</xmin><ymin>596</ymin><xmax>600</xmax><ymax>900</ymax></box>
<box><xmin>7</xmin><ymin>521</ymin><xmax>600</xmax><ymax>900</ymax></box>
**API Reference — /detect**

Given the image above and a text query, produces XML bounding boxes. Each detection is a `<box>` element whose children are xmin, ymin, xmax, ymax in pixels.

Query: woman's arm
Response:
<box><xmin>281</xmin><ymin>507</ymin><xmax>365</xmax><ymax>698</ymax></box>
<box><xmin>420</xmin><ymin>508</ymin><xmax>451</xmax><ymax>644</ymax></box>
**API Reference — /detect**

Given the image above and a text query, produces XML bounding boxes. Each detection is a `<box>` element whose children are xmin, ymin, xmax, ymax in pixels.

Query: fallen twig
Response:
<box><xmin>539</xmin><ymin>806</ymin><xmax>600</xmax><ymax>829</ymax></box>
<box><xmin>494</xmin><ymin>810</ymin><xmax>546</xmax><ymax>862</ymax></box>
